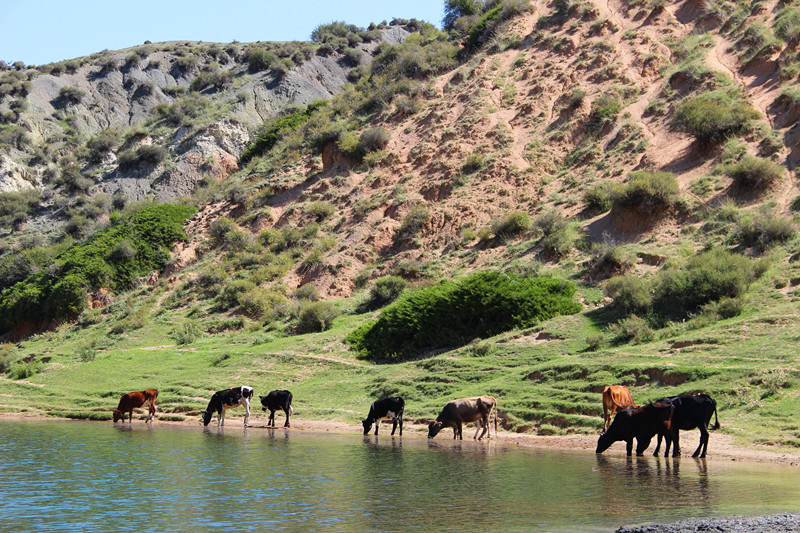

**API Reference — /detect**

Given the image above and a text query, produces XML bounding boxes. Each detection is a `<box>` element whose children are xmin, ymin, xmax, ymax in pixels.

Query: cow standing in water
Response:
<box><xmin>428</xmin><ymin>396</ymin><xmax>498</xmax><ymax>440</ymax></box>
<box><xmin>602</xmin><ymin>385</ymin><xmax>637</xmax><ymax>432</ymax></box>
<box><xmin>113</xmin><ymin>389</ymin><xmax>158</xmax><ymax>423</ymax></box>
<box><xmin>652</xmin><ymin>394</ymin><xmax>720</xmax><ymax>458</ymax></box>
<box><xmin>260</xmin><ymin>390</ymin><xmax>293</xmax><ymax>427</ymax></box>
<box><xmin>362</xmin><ymin>396</ymin><xmax>405</xmax><ymax>436</ymax></box>
<box><xmin>596</xmin><ymin>401</ymin><xmax>675</xmax><ymax>456</ymax></box>
<box><xmin>202</xmin><ymin>386</ymin><xmax>253</xmax><ymax>427</ymax></box>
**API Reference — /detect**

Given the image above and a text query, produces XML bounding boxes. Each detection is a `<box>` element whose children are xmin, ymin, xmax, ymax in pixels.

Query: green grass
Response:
<box><xmin>2</xmin><ymin>256</ymin><xmax>800</xmax><ymax>451</ymax></box>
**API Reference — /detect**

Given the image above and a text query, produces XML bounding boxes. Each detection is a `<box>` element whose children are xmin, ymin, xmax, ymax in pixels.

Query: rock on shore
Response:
<box><xmin>617</xmin><ymin>513</ymin><xmax>800</xmax><ymax>532</ymax></box>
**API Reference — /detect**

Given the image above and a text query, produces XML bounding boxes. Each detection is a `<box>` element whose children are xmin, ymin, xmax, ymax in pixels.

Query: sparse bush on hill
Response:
<box><xmin>347</xmin><ymin>271</ymin><xmax>581</xmax><ymax>360</ymax></box>
<box><xmin>605</xmin><ymin>249</ymin><xmax>757</xmax><ymax>325</ymax></box>
<box><xmin>57</xmin><ymin>86</ymin><xmax>85</xmax><ymax>106</ymax></box>
<box><xmin>190</xmin><ymin>69</ymin><xmax>232</xmax><ymax>92</ymax></box>
<box><xmin>492</xmin><ymin>211</ymin><xmax>532</xmax><ymax>239</ymax></box>
<box><xmin>723</xmin><ymin>155</ymin><xmax>784</xmax><ymax>190</ymax></box>
<box><xmin>583</xmin><ymin>182</ymin><xmax>624</xmax><ymax>213</ymax></box>
<box><xmin>395</xmin><ymin>205</ymin><xmax>430</xmax><ymax>242</ymax></box>
<box><xmin>86</xmin><ymin>129</ymin><xmax>120</xmax><ymax>163</ymax></box>
<box><xmin>732</xmin><ymin>209</ymin><xmax>795</xmax><ymax>251</ymax></box>
<box><xmin>774</xmin><ymin>7</ymin><xmax>800</xmax><ymax>41</ymax></box>
<box><xmin>587</xmin><ymin>93</ymin><xmax>622</xmax><ymax>133</ymax></box>
<box><xmin>612</xmin><ymin>171</ymin><xmax>679</xmax><ymax>217</ymax></box>
<box><xmin>240</xmin><ymin>102</ymin><xmax>326</xmax><ymax>165</ymax></box>
<box><xmin>295</xmin><ymin>301</ymin><xmax>341</xmax><ymax>333</ymax></box>
<box><xmin>366</xmin><ymin>276</ymin><xmax>407</xmax><ymax>309</ymax></box>
<box><xmin>673</xmin><ymin>90</ymin><xmax>759</xmax><ymax>145</ymax></box>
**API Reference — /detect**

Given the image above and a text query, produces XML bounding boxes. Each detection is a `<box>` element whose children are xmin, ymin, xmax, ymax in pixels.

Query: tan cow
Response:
<box><xmin>602</xmin><ymin>385</ymin><xmax>637</xmax><ymax>432</ymax></box>
<box><xmin>428</xmin><ymin>395</ymin><xmax>498</xmax><ymax>440</ymax></box>
<box><xmin>113</xmin><ymin>389</ymin><xmax>158</xmax><ymax>423</ymax></box>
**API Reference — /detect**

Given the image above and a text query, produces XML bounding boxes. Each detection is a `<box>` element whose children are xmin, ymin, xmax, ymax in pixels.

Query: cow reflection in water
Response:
<box><xmin>594</xmin><ymin>455</ymin><xmax>710</xmax><ymax>516</ymax></box>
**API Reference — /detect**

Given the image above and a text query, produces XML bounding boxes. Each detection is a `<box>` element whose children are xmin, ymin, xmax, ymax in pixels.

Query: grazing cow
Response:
<box><xmin>113</xmin><ymin>389</ymin><xmax>158</xmax><ymax>423</ymax></box>
<box><xmin>602</xmin><ymin>385</ymin><xmax>637</xmax><ymax>432</ymax></box>
<box><xmin>362</xmin><ymin>396</ymin><xmax>405</xmax><ymax>436</ymax></box>
<box><xmin>653</xmin><ymin>394</ymin><xmax>720</xmax><ymax>458</ymax></box>
<box><xmin>595</xmin><ymin>401</ymin><xmax>674</xmax><ymax>456</ymax></box>
<box><xmin>202</xmin><ymin>386</ymin><xmax>253</xmax><ymax>427</ymax></box>
<box><xmin>428</xmin><ymin>395</ymin><xmax>498</xmax><ymax>440</ymax></box>
<box><xmin>260</xmin><ymin>390</ymin><xmax>293</xmax><ymax>428</ymax></box>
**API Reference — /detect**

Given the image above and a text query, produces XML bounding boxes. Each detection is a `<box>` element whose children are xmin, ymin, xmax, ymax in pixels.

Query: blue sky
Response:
<box><xmin>0</xmin><ymin>0</ymin><xmax>445</xmax><ymax>66</ymax></box>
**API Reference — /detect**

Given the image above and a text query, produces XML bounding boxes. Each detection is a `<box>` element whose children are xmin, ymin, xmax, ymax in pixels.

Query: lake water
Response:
<box><xmin>1</xmin><ymin>420</ymin><xmax>798</xmax><ymax>532</ymax></box>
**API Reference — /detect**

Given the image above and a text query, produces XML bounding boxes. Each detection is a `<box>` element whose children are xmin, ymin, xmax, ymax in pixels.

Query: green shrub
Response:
<box><xmin>0</xmin><ymin>204</ymin><xmax>195</xmax><ymax>332</ymax></box>
<box><xmin>86</xmin><ymin>129</ymin><xmax>120</xmax><ymax>163</ymax></box>
<box><xmin>492</xmin><ymin>212</ymin><xmax>532</xmax><ymax>239</ymax></box>
<box><xmin>170</xmin><ymin>321</ymin><xmax>202</xmax><ymax>345</ymax></box>
<box><xmin>295</xmin><ymin>301</ymin><xmax>341</xmax><ymax>333</ymax></box>
<box><xmin>396</xmin><ymin>205</ymin><xmax>430</xmax><ymax>241</ymax></box>
<box><xmin>673</xmin><ymin>90</ymin><xmax>759</xmax><ymax>145</ymax></box>
<box><xmin>7</xmin><ymin>360</ymin><xmax>43</xmax><ymax>380</ymax></box>
<box><xmin>587</xmin><ymin>243</ymin><xmax>632</xmax><ymax>279</ymax></box>
<box><xmin>610</xmin><ymin>315</ymin><xmax>655</xmax><ymax>344</ymax></box>
<box><xmin>190</xmin><ymin>70</ymin><xmax>232</xmax><ymax>92</ymax></box>
<box><xmin>218</xmin><ymin>279</ymin><xmax>256</xmax><ymax>310</ymax></box>
<box><xmin>58</xmin><ymin>86</ymin><xmax>85</xmax><ymax>106</ymax></box>
<box><xmin>346</xmin><ymin>271</ymin><xmax>581</xmax><ymax>360</ymax></box>
<box><xmin>651</xmin><ymin>248</ymin><xmax>755</xmax><ymax>319</ymax></box>
<box><xmin>733</xmin><ymin>210</ymin><xmax>795</xmax><ymax>250</ymax></box>
<box><xmin>723</xmin><ymin>155</ymin><xmax>784</xmax><ymax>190</ymax></box>
<box><xmin>462</xmin><ymin>153</ymin><xmax>484</xmax><ymax>174</ymax></box>
<box><xmin>778</xmin><ymin>16</ymin><xmax>800</xmax><ymax>48</ymax></box>
<box><xmin>293</xmin><ymin>284</ymin><xmax>320</xmax><ymax>301</ymax></box>
<box><xmin>367</xmin><ymin>276</ymin><xmax>407</xmax><ymax>309</ymax></box>
<box><xmin>583</xmin><ymin>182</ymin><xmax>624</xmax><ymax>213</ymax></box>
<box><xmin>239</xmin><ymin>102</ymin><xmax>325</xmax><ymax>165</ymax></box>
<box><xmin>305</xmin><ymin>201</ymin><xmax>336</xmax><ymax>221</ymax></box>
<box><xmin>612</xmin><ymin>171</ymin><xmax>679</xmax><ymax>216</ymax></box>
<box><xmin>603</xmin><ymin>274</ymin><xmax>650</xmax><ymax>314</ymax></box>
<box><xmin>588</xmin><ymin>94</ymin><xmax>622</xmax><ymax>132</ymax></box>
<box><xmin>239</xmin><ymin>287</ymin><xmax>285</xmax><ymax>320</ymax></box>
<box><xmin>75</xmin><ymin>340</ymin><xmax>98</xmax><ymax>362</ymax></box>
<box><xmin>358</xmin><ymin>127</ymin><xmax>391</xmax><ymax>155</ymax></box>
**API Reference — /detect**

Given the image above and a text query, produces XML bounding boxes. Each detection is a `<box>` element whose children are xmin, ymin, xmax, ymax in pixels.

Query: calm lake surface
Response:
<box><xmin>1</xmin><ymin>420</ymin><xmax>798</xmax><ymax>532</ymax></box>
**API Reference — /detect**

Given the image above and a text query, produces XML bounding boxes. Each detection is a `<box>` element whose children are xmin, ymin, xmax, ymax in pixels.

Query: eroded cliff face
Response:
<box><xmin>0</xmin><ymin>26</ymin><xmax>410</xmax><ymax>200</ymax></box>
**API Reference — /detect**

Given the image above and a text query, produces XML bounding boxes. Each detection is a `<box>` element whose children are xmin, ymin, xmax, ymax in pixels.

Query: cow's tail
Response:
<box><xmin>709</xmin><ymin>402</ymin><xmax>720</xmax><ymax>430</ymax></box>
<box><xmin>289</xmin><ymin>404</ymin><xmax>294</xmax><ymax>415</ymax></box>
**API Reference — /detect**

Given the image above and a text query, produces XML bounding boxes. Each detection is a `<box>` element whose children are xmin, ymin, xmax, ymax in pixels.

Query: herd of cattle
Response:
<box><xmin>111</xmin><ymin>384</ymin><xmax>720</xmax><ymax>456</ymax></box>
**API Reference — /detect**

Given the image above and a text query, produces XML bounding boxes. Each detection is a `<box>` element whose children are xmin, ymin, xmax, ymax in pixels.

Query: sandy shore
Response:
<box><xmin>4</xmin><ymin>411</ymin><xmax>800</xmax><ymax>467</ymax></box>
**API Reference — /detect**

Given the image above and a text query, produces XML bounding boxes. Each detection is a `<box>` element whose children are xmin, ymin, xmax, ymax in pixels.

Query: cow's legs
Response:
<box><xmin>391</xmin><ymin>418</ymin><xmax>398</xmax><ymax>435</ymax></box>
<box><xmin>456</xmin><ymin>421</ymin><xmax>463</xmax><ymax>439</ymax></box>
<box><xmin>625</xmin><ymin>438</ymin><xmax>633</xmax><ymax>456</ymax></box>
<box><xmin>398</xmin><ymin>414</ymin><xmax>403</xmax><ymax>436</ymax></box>
<box><xmin>473</xmin><ymin>419</ymin><xmax>482</xmax><ymax>440</ymax></box>
<box><xmin>243</xmin><ymin>399</ymin><xmax>250</xmax><ymax>427</ymax></box>
<box><xmin>693</xmin><ymin>426</ymin><xmax>709</xmax><ymax>458</ymax></box>
<box><xmin>653</xmin><ymin>434</ymin><xmax>662</xmax><ymax>457</ymax></box>
<box><xmin>374</xmin><ymin>419</ymin><xmax>379</xmax><ymax>436</ymax></box>
<box><xmin>671</xmin><ymin>429</ymin><xmax>681</xmax><ymax>457</ymax></box>
<box><xmin>268</xmin><ymin>410</ymin><xmax>275</xmax><ymax>427</ymax></box>
<box><xmin>283</xmin><ymin>407</ymin><xmax>290</xmax><ymax>428</ymax></box>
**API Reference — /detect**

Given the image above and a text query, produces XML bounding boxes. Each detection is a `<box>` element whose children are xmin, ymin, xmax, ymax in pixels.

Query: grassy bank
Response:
<box><xmin>2</xmin><ymin>254</ymin><xmax>800</xmax><ymax>452</ymax></box>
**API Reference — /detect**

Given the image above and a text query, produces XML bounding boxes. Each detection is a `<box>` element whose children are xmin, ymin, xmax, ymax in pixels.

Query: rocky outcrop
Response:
<box><xmin>0</xmin><ymin>155</ymin><xmax>38</xmax><ymax>192</ymax></box>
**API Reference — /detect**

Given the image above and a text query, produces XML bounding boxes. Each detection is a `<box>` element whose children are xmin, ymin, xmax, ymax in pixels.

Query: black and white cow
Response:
<box><xmin>362</xmin><ymin>396</ymin><xmax>405</xmax><ymax>436</ymax></box>
<box><xmin>201</xmin><ymin>386</ymin><xmax>253</xmax><ymax>427</ymax></box>
<box><xmin>259</xmin><ymin>390</ymin><xmax>293</xmax><ymax>427</ymax></box>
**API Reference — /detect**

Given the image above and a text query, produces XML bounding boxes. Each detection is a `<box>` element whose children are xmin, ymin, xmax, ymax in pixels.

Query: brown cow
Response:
<box><xmin>113</xmin><ymin>389</ymin><xmax>158</xmax><ymax>423</ymax></box>
<box><xmin>602</xmin><ymin>385</ymin><xmax>636</xmax><ymax>432</ymax></box>
<box><xmin>428</xmin><ymin>395</ymin><xmax>498</xmax><ymax>440</ymax></box>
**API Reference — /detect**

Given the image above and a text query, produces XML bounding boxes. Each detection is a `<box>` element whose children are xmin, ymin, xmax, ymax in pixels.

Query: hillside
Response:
<box><xmin>1</xmin><ymin>1</ymin><xmax>800</xmax><ymax>451</ymax></box>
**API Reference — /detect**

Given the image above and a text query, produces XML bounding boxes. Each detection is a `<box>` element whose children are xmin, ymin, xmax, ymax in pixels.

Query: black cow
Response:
<box><xmin>653</xmin><ymin>394</ymin><xmax>720</xmax><ymax>458</ymax></box>
<box><xmin>595</xmin><ymin>402</ymin><xmax>674</xmax><ymax>456</ymax></box>
<box><xmin>260</xmin><ymin>390</ymin><xmax>293</xmax><ymax>427</ymax></box>
<box><xmin>362</xmin><ymin>396</ymin><xmax>405</xmax><ymax>436</ymax></box>
<box><xmin>201</xmin><ymin>386</ymin><xmax>253</xmax><ymax>427</ymax></box>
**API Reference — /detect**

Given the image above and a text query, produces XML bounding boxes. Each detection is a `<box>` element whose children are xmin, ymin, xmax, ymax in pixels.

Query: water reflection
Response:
<box><xmin>1</xmin><ymin>421</ymin><xmax>798</xmax><ymax>532</ymax></box>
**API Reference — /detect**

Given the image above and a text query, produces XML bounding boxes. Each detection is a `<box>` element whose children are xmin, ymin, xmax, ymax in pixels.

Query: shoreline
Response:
<box><xmin>4</xmin><ymin>411</ymin><xmax>800</xmax><ymax>467</ymax></box>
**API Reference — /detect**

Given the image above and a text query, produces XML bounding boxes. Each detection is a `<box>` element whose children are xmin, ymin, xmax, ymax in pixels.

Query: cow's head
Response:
<box><xmin>427</xmin><ymin>420</ymin><xmax>444</xmax><ymax>439</ymax></box>
<box><xmin>112</xmin><ymin>409</ymin><xmax>124</xmax><ymax>423</ymax></box>
<box><xmin>201</xmin><ymin>410</ymin><xmax>212</xmax><ymax>426</ymax></box>
<box><xmin>595</xmin><ymin>431</ymin><xmax>615</xmax><ymax>454</ymax></box>
<box><xmin>361</xmin><ymin>418</ymin><xmax>373</xmax><ymax>435</ymax></box>
<box><xmin>259</xmin><ymin>395</ymin><xmax>269</xmax><ymax>412</ymax></box>
<box><xmin>595</xmin><ymin>413</ymin><xmax>626</xmax><ymax>453</ymax></box>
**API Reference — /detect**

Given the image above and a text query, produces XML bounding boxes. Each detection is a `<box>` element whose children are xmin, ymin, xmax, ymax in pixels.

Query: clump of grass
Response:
<box><xmin>170</xmin><ymin>321</ymin><xmax>202</xmax><ymax>345</ymax></box>
<box><xmin>673</xmin><ymin>90</ymin><xmax>759</xmax><ymax>145</ymax></box>
<box><xmin>492</xmin><ymin>212</ymin><xmax>532</xmax><ymax>239</ymax></box>
<box><xmin>723</xmin><ymin>155</ymin><xmax>784</xmax><ymax>190</ymax></box>
<box><xmin>612</xmin><ymin>171</ymin><xmax>679</xmax><ymax>217</ymax></box>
